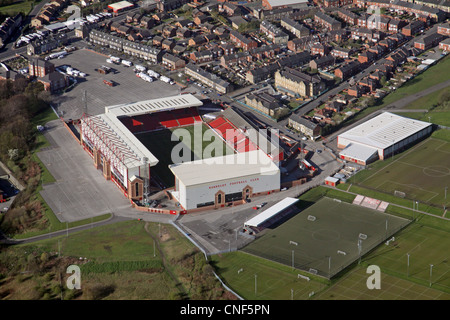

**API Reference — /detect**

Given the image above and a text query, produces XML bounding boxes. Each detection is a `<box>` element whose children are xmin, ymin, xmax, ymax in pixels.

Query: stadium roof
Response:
<box><xmin>169</xmin><ymin>150</ymin><xmax>279</xmax><ymax>187</ymax></box>
<box><xmin>244</xmin><ymin>197</ymin><xmax>299</xmax><ymax>227</ymax></box>
<box><xmin>338</xmin><ymin>112</ymin><xmax>432</xmax><ymax>150</ymax></box>
<box><xmin>81</xmin><ymin>112</ymin><xmax>159</xmax><ymax>170</ymax></box>
<box><xmin>105</xmin><ymin>94</ymin><xmax>203</xmax><ymax>118</ymax></box>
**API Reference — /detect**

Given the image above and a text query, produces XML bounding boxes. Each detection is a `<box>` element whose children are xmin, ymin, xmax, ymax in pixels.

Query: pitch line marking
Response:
<box><xmin>359</xmin><ymin>138</ymin><xmax>430</xmax><ymax>184</ymax></box>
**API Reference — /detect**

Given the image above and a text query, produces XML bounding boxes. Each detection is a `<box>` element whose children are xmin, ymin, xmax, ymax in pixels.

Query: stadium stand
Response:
<box><xmin>118</xmin><ymin>107</ymin><xmax>202</xmax><ymax>133</ymax></box>
<box><xmin>207</xmin><ymin>116</ymin><xmax>260</xmax><ymax>154</ymax></box>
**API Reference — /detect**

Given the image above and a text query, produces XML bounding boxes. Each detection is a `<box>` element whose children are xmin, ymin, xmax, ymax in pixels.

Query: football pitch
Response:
<box><xmin>242</xmin><ymin>197</ymin><xmax>411</xmax><ymax>279</ymax></box>
<box><xmin>353</xmin><ymin>137</ymin><xmax>450</xmax><ymax>208</ymax></box>
<box><xmin>135</xmin><ymin>124</ymin><xmax>232</xmax><ymax>187</ymax></box>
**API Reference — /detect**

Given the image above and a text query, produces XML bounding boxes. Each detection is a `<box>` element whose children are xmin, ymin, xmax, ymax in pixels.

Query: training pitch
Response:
<box><xmin>242</xmin><ymin>197</ymin><xmax>411</xmax><ymax>279</ymax></box>
<box><xmin>355</xmin><ymin>137</ymin><xmax>450</xmax><ymax>208</ymax></box>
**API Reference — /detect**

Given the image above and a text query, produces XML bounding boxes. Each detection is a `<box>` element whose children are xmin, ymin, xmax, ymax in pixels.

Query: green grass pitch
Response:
<box><xmin>352</xmin><ymin>137</ymin><xmax>450</xmax><ymax>208</ymax></box>
<box><xmin>135</xmin><ymin>123</ymin><xmax>231</xmax><ymax>187</ymax></box>
<box><xmin>241</xmin><ymin>197</ymin><xmax>411</xmax><ymax>279</ymax></box>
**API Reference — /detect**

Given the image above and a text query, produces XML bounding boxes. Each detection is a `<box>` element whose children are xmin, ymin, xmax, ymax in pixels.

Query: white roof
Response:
<box><xmin>105</xmin><ymin>94</ymin><xmax>203</xmax><ymax>118</ymax></box>
<box><xmin>244</xmin><ymin>197</ymin><xmax>299</xmax><ymax>227</ymax></box>
<box><xmin>265</xmin><ymin>0</ymin><xmax>309</xmax><ymax>7</ymax></box>
<box><xmin>108</xmin><ymin>0</ymin><xmax>134</xmax><ymax>10</ymax></box>
<box><xmin>339</xmin><ymin>143</ymin><xmax>378</xmax><ymax>162</ymax></box>
<box><xmin>338</xmin><ymin>112</ymin><xmax>431</xmax><ymax>150</ymax></box>
<box><xmin>325</xmin><ymin>176</ymin><xmax>340</xmax><ymax>183</ymax></box>
<box><xmin>82</xmin><ymin>112</ymin><xmax>159</xmax><ymax>170</ymax></box>
<box><xmin>169</xmin><ymin>150</ymin><xmax>279</xmax><ymax>186</ymax></box>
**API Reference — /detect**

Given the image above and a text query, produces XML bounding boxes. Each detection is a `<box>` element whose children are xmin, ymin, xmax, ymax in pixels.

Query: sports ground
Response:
<box><xmin>352</xmin><ymin>137</ymin><xmax>450</xmax><ymax>208</ymax></box>
<box><xmin>136</xmin><ymin>123</ymin><xmax>232</xmax><ymax>187</ymax></box>
<box><xmin>241</xmin><ymin>197</ymin><xmax>411</xmax><ymax>279</ymax></box>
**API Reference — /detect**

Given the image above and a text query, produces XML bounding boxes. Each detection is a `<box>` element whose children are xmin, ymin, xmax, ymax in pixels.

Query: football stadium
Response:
<box><xmin>79</xmin><ymin>94</ymin><xmax>284</xmax><ymax>213</ymax></box>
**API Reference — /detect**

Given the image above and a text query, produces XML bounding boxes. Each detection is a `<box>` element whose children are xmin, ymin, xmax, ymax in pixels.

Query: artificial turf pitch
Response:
<box><xmin>242</xmin><ymin>197</ymin><xmax>411</xmax><ymax>279</ymax></box>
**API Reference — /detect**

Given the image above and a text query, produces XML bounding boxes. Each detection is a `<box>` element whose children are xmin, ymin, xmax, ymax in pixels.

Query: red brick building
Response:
<box><xmin>229</xmin><ymin>30</ymin><xmax>257</xmax><ymax>51</ymax></box>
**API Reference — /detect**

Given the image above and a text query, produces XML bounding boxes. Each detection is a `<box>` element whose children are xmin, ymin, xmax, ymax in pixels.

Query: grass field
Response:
<box><xmin>1</xmin><ymin>220</ymin><xmax>232</xmax><ymax>300</ymax></box>
<box><xmin>351</xmin><ymin>137</ymin><xmax>450</xmax><ymax>208</ymax></box>
<box><xmin>210</xmin><ymin>251</ymin><xmax>327</xmax><ymax>300</ymax></box>
<box><xmin>241</xmin><ymin>197</ymin><xmax>411</xmax><ymax>279</ymax></box>
<box><xmin>393</xmin><ymin>86</ymin><xmax>450</xmax><ymax>126</ymax></box>
<box><xmin>314</xmin><ymin>266</ymin><xmax>450</xmax><ymax>300</ymax></box>
<box><xmin>361</xmin><ymin>223</ymin><xmax>450</xmax><ymax>292</ymax></box>
<box><xmin>136</xmin><ymin>123</ymin><xmax>231</xmax><ymax>187</ymax></box>
<box><xmin>212</xmin><ymin>186</ymin><xmax>450</xmax><ymax>300</ymax></box>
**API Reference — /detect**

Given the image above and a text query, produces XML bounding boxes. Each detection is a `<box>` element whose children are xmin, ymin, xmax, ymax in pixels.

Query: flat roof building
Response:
<box><xmin>169</xmin><ymin>149</ymin><xmax>280</xmax><ymax>210</ymax></box>
<box><xmin>337</xmin><ymin>112</ymin><xmax>432</xmax><ymax>164</ymax></box>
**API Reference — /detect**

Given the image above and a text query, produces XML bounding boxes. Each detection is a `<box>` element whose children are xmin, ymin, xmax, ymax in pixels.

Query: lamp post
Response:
<box><xmin>429</xmin><ymin>264</ymin><xmax>433</xmax><ymax>287</ymax></box>
<box><xmin>407</xmin><ymin>253</ymin><xmax>410</xmax><ymax>277</ymax></box>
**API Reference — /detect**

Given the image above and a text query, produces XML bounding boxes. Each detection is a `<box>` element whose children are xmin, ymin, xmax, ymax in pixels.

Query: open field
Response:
<box><xmin>136</xmin><ymin>123</ymin><xmax>230</xmax><ymax>188</ymax></box>
<box><xmin>0</xmin><ymin>0</ymin><xmax>33</xmax><ymax>15</ymax></box>
<box><xmin>351</xmin><ymin>137</ymin><xmax>450</xmax><ymax>208</ymax></box>
<box><xmin>0</xmin><ymin>220</ymin><xmax>233</xmax><ymax>300</ymax></box>
<box><xmin>241</xmin><ymin>197</ymin><xmax>411</xmax><ymax>279</ymax></box>
<box><xmin>212</xmin><ymin>187</ymin><xmax>450</xmax><ymax>300</ymax></box>
<box><xmin>361</xmin><ymin>222</ymin><xmax>450</xmax><ymax>292</ymax></box>
<box><xmin>210</xmin><ymin>251</ymin><xmax>327</xmax><ymax>300</ymax></box>
<box><xmin>314</xmin><ymin>266</ymin><xmax>450</xmax><ymax>300</ymax></box>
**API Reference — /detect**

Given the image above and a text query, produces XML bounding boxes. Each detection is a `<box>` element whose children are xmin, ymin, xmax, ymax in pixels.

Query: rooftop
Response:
<box><xmin>169</xmin><ymin>150</ymin><xmax>280</xmax><ymax>186</ymax></box>
<box><xmin>338</xmin><ymin>112</ymin><xmax>432</xmax><ymax>149</ymax></box>
<box><xmin>105</xmin><ymin>94</ymin><xmax>203</xmax><ymax>118</ymax></box>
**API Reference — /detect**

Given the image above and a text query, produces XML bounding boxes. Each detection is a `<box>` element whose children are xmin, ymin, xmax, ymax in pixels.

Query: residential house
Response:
<box><xmin>414</xmin><ymin>32</ymin><xmax>446</xmax><ymax>50</ymax></box>
<box><xmin>162</xmin><ymin>53</ymin><xmax>185</xmax><ymax>70</ymax></box>
<box><xmin>334</xmin><ymin>61</ymin><xmax>361</xmax><ymax>79</ymax></box>
<box><xmin>314</xmin><ymin>11</ymin><xmax>342</xmax><ymax>30</ymax></box>
<box><xmin>229</xmin><ymin>30</ymin><xmax>257</xmax><ymax>51</ymax></box>
<box><xmin>288</xmin><ymin>114</ymin><xmax>321</xmax><ymax>138</ymax></box>
<box><xmin>401</xmin><ymin>20</ymin><xmax>425</xmax><ymax>36</ymax></box>
<box><xmin>185</xmin><ymin>63</ymin><xmax>232</xmax><ymax>94</ymax></box>
<box><xmin>310</xmin><ymin>55</ymin><xmax>335</xmax><ymax>70</ymax></box>
<box><xmin>310</xmin><ymin>43</ymin><xmax>331</xmax><ymax>56</ymax></box>
<box><xmin>280</xmin><ymin>17</ymin><xmax>310</xmax><ymax>38</ymax></box>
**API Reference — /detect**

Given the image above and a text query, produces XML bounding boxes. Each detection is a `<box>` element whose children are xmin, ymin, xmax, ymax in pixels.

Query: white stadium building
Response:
<box><xmin>169</xmin><ymin>150</ymin><xmax>280</xmax><ymax>210</ymax></box>
<box><xmin>337</xmin><ymin>112</ymin><xmax>433</xmax><ymax>165</ymax></box>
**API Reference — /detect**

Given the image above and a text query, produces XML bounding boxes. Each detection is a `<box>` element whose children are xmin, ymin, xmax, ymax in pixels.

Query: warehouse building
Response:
<box><xmin>337</xmin><ymin>112</ymin><xmax>432</xmax><ymax>165</ymax></box>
